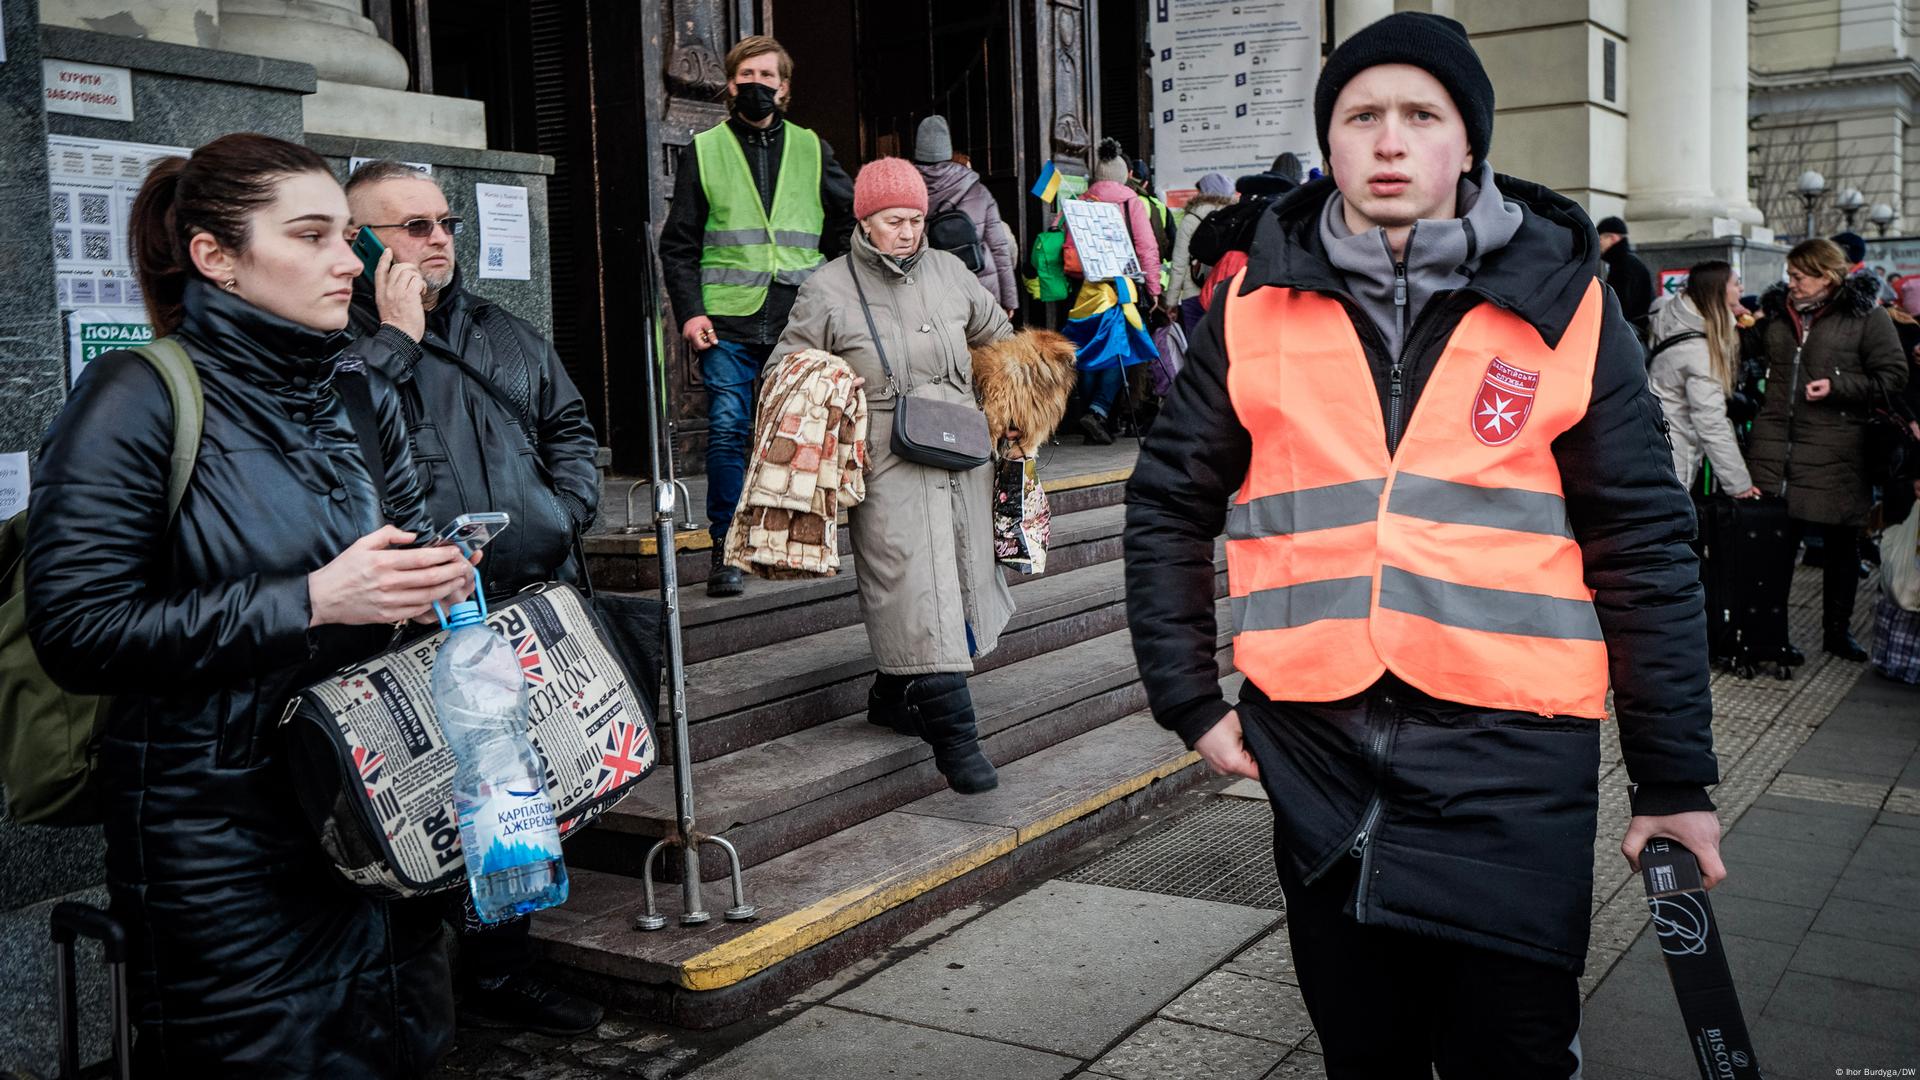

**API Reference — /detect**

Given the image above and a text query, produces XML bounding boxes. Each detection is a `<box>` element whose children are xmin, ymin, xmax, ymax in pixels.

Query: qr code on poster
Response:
<box><xmin>486</xmin><ymin>245</ymin><xmax>504</xmax><ymax>269</ymax></box>
<box><xmin>52</xmin><ymin>194</ymin><xmax>71</xmax><ymax>224</ymax></box>
<box><xmin>82</xmin><ymin>230</ymin><xmax>113</xmax><ymax>261</ymax></box>
<box><xmin>80</xmin><ymin>194</ymin><xmax>112</xmax><ymax>226</ymax></box>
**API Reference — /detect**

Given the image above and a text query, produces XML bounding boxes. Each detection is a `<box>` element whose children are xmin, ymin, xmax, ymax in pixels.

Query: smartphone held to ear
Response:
<box><xmin>417</xmin><ymin>512</ymin><xmax>510</xmax><ymax>558</ymax></box>
<box><xmin>351</xmin><ymin>226</ymin><xmax>387</xmax><ymax>281</ymax></box>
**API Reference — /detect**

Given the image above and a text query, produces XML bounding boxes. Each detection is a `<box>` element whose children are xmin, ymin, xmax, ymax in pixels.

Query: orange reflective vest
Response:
<box><xmin>1222</xmin><ymin>273</ymin><xmax>1609</xmax><ymax>718</ymax></box>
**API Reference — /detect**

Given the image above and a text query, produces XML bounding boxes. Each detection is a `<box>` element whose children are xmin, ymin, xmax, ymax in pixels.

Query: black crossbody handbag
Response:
<box><xmin>846</xmin><ymin>258</ymin><xmax>991</xmax><ymax>471</ymax></box>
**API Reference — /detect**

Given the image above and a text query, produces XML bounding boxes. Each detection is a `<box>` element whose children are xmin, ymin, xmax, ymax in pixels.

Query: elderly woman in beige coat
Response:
<box><xmin>774</xmin><ymin>157</ymin><xmax>1015</xmax><ymax>793</ymax></box>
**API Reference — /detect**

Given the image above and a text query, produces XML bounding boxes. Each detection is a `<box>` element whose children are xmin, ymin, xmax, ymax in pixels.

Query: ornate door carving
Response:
<box><xmin>641</xmin><ymin>0</ymin><xmax>752</xmax><ymax>471</ymax></box>
<box><xmin>1033</xmin><ymin>0</ymin><xmax>1095</xmax><ymax>175</ymax></box>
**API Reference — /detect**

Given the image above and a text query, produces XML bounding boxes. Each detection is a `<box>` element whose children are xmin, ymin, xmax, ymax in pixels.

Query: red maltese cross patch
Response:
<box><xmin>1471</xmin><ymin>357</ymin><xmax>1539</xmax><ymax>447</ymax></box>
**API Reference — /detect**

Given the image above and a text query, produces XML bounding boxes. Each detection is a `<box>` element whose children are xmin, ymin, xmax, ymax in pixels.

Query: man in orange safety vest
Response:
<box><xmin>1123</xmin><ymin>13</ymin><xmax>1723</xmax><ymax>1077</ymax></box>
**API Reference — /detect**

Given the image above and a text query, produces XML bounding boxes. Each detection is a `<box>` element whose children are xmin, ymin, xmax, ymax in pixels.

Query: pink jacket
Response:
<box><xmin>1083</xmin><ymin>179</ymin><xmax>1163</xmax><ymax>298</ymax></box>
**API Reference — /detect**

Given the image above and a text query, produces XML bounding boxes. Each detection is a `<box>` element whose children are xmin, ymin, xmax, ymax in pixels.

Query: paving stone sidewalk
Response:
<box><xmin>434</xmin><ymin>570</ymin><xmax>1919</xmax><ymax>1079</ymax></box>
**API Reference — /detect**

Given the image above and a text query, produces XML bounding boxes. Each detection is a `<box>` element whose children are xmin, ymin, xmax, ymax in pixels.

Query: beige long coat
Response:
<box><xmin>773</xmin><ymin>230</ymin><xmax>1015</xmax><ymax>674</ymax></box>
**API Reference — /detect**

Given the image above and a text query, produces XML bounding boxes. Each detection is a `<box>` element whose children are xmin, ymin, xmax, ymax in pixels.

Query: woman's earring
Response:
<box><xmin>222</xmin><ymin>279</ymin><xmax>238</xmax><ymax>292</ymax></box>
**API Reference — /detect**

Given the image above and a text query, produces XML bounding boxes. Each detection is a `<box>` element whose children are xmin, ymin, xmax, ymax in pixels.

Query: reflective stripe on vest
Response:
<box><xmin>1222</xmin><ymin>272</ymin><xmax>1609</xmax><ymax>717</ymax></box>
<box><xmin>695</xmin><ymin>122</ymin><xmax>827</xmax><ymax>317</ymax></box>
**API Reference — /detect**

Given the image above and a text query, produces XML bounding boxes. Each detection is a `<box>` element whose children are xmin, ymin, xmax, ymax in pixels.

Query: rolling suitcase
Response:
<box><xmin>50</xmin><ymin>901</ymin><xmax>132</xmax><ymax>1080</ymax></box>
<box><xmin>1639</xmin><ymin>838</ymin><xmax>1764</xmax><ymax>1078</ymax></box>
<box><xmin>1694</xmin><ymin>494</ymin><xmax>1796</xmax><ymax>679</ymax></box>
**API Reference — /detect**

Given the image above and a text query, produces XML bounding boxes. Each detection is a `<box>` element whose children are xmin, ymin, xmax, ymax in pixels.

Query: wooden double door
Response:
<box><xmin>532</xmin><ymin>0</ymin><xmax>1102</xmax><ymax>474</ymax></box>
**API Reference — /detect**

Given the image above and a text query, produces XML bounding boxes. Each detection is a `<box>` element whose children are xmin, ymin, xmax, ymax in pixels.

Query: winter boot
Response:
<box><xmin>707</xmin><ymin>544</ymin><xmax>744</xmax><ymax>597</ymax></box>
<box><xmin>905</xmin><ymin>673</ymin><xmax>998</xmax><ymax>794</ymax></box>
<box><xmin>867</xmin><ymin>672</ymin><xmax>919</xmax><ymax>736</ymax></box>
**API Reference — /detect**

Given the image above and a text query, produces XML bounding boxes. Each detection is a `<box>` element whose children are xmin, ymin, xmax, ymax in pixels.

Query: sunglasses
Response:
<box><xmin>359</xmin><ymin>216</ymin><xmax>464</xmax><ymax>239</ymax></box>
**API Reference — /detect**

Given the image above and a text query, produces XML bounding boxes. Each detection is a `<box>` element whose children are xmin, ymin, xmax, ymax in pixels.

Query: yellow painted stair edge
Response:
<box><xmin>593</xmin><ymin>466</ymin><xmax>1135</xmax><ymax>558</ymax></box>
<box><xmin>672</xmin><ymin>748</ymin><xmax>1202</xmax><ymax>992</ymax></box>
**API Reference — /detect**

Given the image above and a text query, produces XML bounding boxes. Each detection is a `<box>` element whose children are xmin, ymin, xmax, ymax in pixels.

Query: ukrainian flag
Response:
<box><xmin>1030</xmin><ymin>160</ymin><xmax>1061</xmax><ymax>204</ymax></box>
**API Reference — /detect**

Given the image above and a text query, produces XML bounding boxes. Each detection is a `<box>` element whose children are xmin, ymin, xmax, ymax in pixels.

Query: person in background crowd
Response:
<box><xmin>1128</xmin><ymin>154</ymin><xmax>1178</xmax><ymax>296</ymax></box>
<box><xmin>1236</xmin><ymin>151</ymin><xmax>1304</xmax><ymax>199</ymax></box>
<box><xmin>1747</xmin><ymin>238</ymin><xmax>1910</xmax><ymax>660</ymax></box>
<box><xmin>1647</xmin><ymin>260</ymin><xmax>1762</xmax><ymax>498</ymax></box>
<box><xmin>773</xmin><ymin>158</ymin><xmax>1015</xmax><ymax>794</ymax></box>
<box><xmin>1165</xmin><ymin>172</ymin><xmax>1234</xmax><ymax>308</ymax></box>
<box><xmin>343</xmin><ymin>160</ymin><xmax>604</xmax><ymax>1036</ymax></box>
<box><xmin>1832</xmin><ymin>230</ymin><xmax>1899</xmax><ymax>303</ymax></box>
<box><xmin>26</xmin><ymin>133</ymin><xmax>476</xmax><ymax>1075</ymax></box>
<box><xmin>1070</xmin><ymin>137</ymin><xmax>1163</xmax><ymax>445</ymax></box>
<box><xmin>1125</xmin><ymin>15</ymin><xmax>1720</xmax><ymax>1074</ymax></box>
<box><xmin>658</xmin><ymin>35</ymin><xmax>856</xmax><ymax>598</ymax></box>
<box><xmin>1596</xmin><ymin>215</ymin><xmax>1655</xmax><ymax>337</ymax></box>
<box><xmin>913</xmin><ymin>115</ymin><xmax>1018</xmax><ymax>314</ymax></box>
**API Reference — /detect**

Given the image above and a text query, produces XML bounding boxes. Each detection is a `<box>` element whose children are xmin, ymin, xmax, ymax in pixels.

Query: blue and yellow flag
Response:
<box><xmin>1030</xmin><ymin>160</ymin><xmax>1061</xmax><ymax>204</ymax></box>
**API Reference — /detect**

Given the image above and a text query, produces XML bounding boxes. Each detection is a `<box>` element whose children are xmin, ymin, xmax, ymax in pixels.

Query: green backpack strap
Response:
<box><xmin>131</xmin><ymin>338</ymin><xmax>202</xmax><ymax>522</ymax></box>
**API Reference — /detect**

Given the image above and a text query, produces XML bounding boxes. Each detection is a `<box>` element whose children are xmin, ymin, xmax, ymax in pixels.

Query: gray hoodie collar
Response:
<box><xmin>1317</xmin><ymin>161</ymin><xmax>1525</xmax><ymax>359</ymax></box>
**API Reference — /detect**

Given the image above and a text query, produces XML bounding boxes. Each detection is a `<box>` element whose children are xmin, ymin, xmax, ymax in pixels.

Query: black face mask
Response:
<box><xmin>730</xmin><ymin>82</ymin><xmax>779</xmax><ymax>122</ymax></box>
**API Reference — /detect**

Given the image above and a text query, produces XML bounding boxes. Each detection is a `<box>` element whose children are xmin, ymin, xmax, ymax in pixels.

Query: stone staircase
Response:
<box><xmin>534</xmin><ymin>443</ymin><xmax>1234</xmax><ymax>1025</ymax></box>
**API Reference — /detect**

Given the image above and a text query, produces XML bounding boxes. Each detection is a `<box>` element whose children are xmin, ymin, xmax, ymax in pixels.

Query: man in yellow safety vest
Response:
<box><xmin>659</xmin><ymin>34</ymin><xmax>854</xmax><ymax>597</ymax></box>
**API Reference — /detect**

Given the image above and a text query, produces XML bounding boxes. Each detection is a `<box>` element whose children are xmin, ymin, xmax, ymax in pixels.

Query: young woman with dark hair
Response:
<box><xmin>25</xmin><ymin>132</ymin><xmax>473</xmax><ymax>1075</ymax></box>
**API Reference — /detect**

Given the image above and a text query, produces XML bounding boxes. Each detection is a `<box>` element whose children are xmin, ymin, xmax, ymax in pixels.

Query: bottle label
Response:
<box><xmin>456</xmin><ymin>777</ymin><xmax>563</xmax><ymax>876</ymax></box>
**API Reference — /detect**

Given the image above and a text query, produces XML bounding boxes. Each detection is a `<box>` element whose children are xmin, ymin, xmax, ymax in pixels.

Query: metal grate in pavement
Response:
<box><xmin>1062</xmin><ymin>796</ymin><xmax>1287</xmax><ymax>911</ymax></box>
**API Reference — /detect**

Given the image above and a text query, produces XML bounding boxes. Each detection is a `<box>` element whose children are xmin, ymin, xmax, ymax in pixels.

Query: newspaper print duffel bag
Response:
<box><xmin>281</xmin><ymin>582</ymin><xmax>659</xmax><ymax>898</ymax></box>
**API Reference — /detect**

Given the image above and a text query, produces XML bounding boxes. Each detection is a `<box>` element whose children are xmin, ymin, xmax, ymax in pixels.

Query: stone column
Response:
<box><xmin>1334</xmin><ymin>0</ymin><xmax>1395</xmax><ymax>44</ymax></box>
<box><xmin>1626</xmin><ymin>0</ymin><xmax>1725</xmax><ymax>239</ymax></box>
<box><xmin>41</xmin><ymin>0</ymin><xmax>218</xmax><ymax>47</ymax></box>
<box><xmin>217</xmin><ymin>0</ymin><xmax>486</xmax><ymax>148</ymax></box>
<box><xmin>1710</xmin><ymin>0</ymin><xmax>1764</xmax><ymax>228</ymax></box>
<box><xmin>217</xmin><ymin>0</ymin><xmax>409</xmax><ymax>90</ymax></box>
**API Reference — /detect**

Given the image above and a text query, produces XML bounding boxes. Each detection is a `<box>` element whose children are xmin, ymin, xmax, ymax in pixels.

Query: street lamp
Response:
<box><xmin>1837</xmin><ymin>186</ymin><xmax>1866</xmax><ymax>230</ymax></box>
<box><xmin>1797</xmin><ymin>170</ymin><xmax>1827</xmax><ymax>239</ymax></box>
<box><xmin>1870</xmin><ymin>202</ymin><xmax>1896</xmax><ymax>237</ymax></box>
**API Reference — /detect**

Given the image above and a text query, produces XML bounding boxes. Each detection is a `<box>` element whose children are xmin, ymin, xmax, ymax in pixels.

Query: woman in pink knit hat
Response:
<box><xmin>773</xmin><ymin>157</ymin><xmax>1015</xmax><ymax>794</ymax></box>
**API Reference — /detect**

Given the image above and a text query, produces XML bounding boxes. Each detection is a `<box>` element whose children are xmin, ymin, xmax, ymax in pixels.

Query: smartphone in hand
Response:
<box><xmin>351</xmin><ymin>226</ymin><xmax>387</xmax><ymax>281</ymax></box>
<box><xmin>416</xmin><ymin>512</ymin><xmax>510</xmax><ymax>559</ymax></box>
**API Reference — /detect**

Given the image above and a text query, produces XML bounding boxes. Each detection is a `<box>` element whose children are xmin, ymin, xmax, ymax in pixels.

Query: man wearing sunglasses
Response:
<box><xmin>342</xmin><ymin>160</ymin><xmax>605</xmax><ymax>1037</ymax></box>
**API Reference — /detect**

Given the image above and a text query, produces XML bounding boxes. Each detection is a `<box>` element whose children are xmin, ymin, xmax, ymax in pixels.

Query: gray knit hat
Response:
<box><xmin>914</xmin><ymin>116</ymin><xmax>953</xmax><ymax>164</ymax></box>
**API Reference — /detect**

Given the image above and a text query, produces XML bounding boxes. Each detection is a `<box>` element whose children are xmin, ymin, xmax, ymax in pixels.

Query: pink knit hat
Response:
<box><xmin>853</xmin><ymin>156</ymin><xmax>929</xmax><ymax>220</ymax></box>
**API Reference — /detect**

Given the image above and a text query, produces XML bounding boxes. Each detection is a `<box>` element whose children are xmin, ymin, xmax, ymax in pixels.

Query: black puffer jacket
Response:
<box><xmin>349</xmin><ymin>270</ymin><xmax>601</xmax><ymax>595</ymax></box>
<box><xmin>1747</xmin><ymin>276</ymin><xmax>1909</xmax><ymax>527</ymax></box>
<box><xmin>1124</xmin><ymin>175</ymin><xmax>1716</xmax><ymax>973</ymax></box>
<box><xmin>25</xmin><ymin>280</ymin><xmax>452</xmax><ymax>1075</ymax></box>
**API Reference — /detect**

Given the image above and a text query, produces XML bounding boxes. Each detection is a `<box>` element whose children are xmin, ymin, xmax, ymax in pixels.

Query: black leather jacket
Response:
<box><xmin>348</xmin><ymin>271</ymin><xmax>601</xmax><ymax>597</ymax></box>
<box><xmin>26</xmin><ymin>279</ymin><xmax>453</xmax><ymax>1074</ymax></box>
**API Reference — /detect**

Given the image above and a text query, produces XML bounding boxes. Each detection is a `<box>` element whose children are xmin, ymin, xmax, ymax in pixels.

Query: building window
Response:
<box><xmin>1603</xmin><ymin>39</ymin><xmax>1617</xmax><ymax>103</ymax></box>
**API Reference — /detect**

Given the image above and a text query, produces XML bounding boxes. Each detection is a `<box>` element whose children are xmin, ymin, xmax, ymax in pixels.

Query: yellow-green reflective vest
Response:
<box><xmin>695</xmin><ymin>121</ymin><xmax>827</xmax><ymax>317</ymax></box>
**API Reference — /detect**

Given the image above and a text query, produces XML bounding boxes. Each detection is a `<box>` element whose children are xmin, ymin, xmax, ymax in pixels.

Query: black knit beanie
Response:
<box><xmin>1314</xmin><ymin>13</ymin><xmax>1494</xmax><ymax>171</ymax></box>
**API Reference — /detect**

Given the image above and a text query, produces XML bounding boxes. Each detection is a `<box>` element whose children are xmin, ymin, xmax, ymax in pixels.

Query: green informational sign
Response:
<box><xmin>1056</xmin><ymin>172</ymin><xmax>1090</xmax><ymax>201</ymax></box>
<box><xmin>79</xmin><ymin>320</ymin><xmax>152</xmax><ymax>361</ymax></box>
<box><xmin>66</xmin><ymin>306</ymin><xmax>153</xmax><ymax>385</ymax></box>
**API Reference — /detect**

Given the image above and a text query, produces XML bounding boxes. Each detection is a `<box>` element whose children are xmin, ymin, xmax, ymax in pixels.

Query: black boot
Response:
<box><xmin>1078</xmin><ymin>411</ymin><xmax>1115</xmax><ymax>446</ymax></box>
<box><xmin>1780</xmin><ymin>643</ymin><xmax>1807</xmax><ymax>667</ymax></box>
<box><xmin>1824</xmin><ymin>629</ymin><xmax>1870</xmax><ymax>661</ymax></box>
<box><xmin>459</xmin><ymin>971</ymin><xmax>605</xmax><ymax>1036</ymax></box>
<box><xmin>867</xmin><ymin>672</ymin><xmax>919</xmax><ymax>736</ymax></box>
<box><xmin>905</xmin><ymin>673</ymin><xmax>998</xmax><ymax>794</ymax></box>
<box><xmin>707</xmin><ymin>544</ymin><xmax>744</xmax><ymax>597</ymax></box>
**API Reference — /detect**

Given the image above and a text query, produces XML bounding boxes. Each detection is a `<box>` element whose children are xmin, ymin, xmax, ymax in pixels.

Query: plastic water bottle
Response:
<box><xmin>431</xmin><ymin>597</ymin><xmax>569</xmax><ymax>923</ymax></box>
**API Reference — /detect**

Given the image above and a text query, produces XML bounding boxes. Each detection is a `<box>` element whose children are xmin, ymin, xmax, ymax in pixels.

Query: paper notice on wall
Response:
<box><xmin>0</xmin><ymin>454</ymin><xmax>28</xmax><ymax>520</ymax></box>
<box><xmin>46</xmin><ymin>135</ymin><xmax>188</xmax><ymax>310</ymax></box>
<box><xmin>349</xmin><ymin>157</ymin><xmax>433</xmax><ymax>177</ymax></box>
<box><xmin>1149</xmin><ymin>0</ymin><xmax>1321</xmax><ymax>201</ymax></box>
<box><xmin>67</xmin><ymin>306</ymin><xmax>154</xmax><ymax>385</ymax></box>
<box><xmin>43</xmin><ymin>59</ymin><xmax>133</xmax><ymax>121</ymax></box>
<box><xmin>474</xmin><ymin>183</ymin><xmax>531</xmax><ymax>281</ymax></box>
<box><xmin>1060</xmin><ymin>200</ymin><xmax>1144</xmax><ymax>280</ymax></box>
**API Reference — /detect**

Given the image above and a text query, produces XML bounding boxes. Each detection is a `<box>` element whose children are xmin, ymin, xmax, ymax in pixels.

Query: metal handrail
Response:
<box><xmin>630</xmin><ymin>221</ymin><xmax>755</xmax><ymax>930</ymax></box>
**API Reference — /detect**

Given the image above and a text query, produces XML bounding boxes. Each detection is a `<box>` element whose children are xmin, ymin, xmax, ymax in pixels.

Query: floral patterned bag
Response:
<box><xmin>993</xmin><ymin>455</ymin><xmax>1051</xmax><ymax>575</ymax></box>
